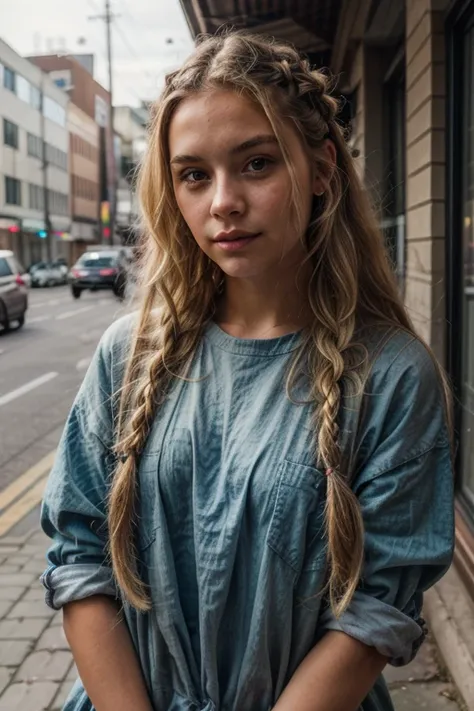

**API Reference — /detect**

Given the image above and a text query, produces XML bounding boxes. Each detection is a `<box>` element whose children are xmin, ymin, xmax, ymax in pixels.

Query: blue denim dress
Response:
<box><xmin>40</xmin><ymin>317</ymin><xmax>454</xmax><ymax>711</ymax></box>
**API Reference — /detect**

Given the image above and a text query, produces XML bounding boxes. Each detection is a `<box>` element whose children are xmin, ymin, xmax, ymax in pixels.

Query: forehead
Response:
<box><xmin>168</xmin><ymin>89</ymin><xmax>275</xmax><ymax>156</ymax></box>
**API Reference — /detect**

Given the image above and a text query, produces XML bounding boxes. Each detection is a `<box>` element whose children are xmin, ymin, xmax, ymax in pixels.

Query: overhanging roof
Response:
<box><xmin>179</xmin><ymin>0</ymin><xmax>343</xmax><ymax>63</ymax></box>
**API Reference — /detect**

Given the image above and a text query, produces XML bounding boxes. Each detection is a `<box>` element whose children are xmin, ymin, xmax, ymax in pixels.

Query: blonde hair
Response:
<box><xmin>109</xmin><ymin>31</ymin><xmax>451</xmax><ymax>617</ymax></box>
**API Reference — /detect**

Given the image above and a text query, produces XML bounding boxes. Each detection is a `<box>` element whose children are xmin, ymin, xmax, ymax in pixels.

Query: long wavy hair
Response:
<box><xmin>109</xmin><ymin>31</ymin><xmax>451</xmax><ymax>617</ymax></box>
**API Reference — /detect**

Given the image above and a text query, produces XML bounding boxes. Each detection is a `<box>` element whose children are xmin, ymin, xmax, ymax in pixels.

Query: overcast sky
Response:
<box><xmin>0</xmin><ymin>0</ymin><xmax>195</xmax><ymax>107</ymax></box>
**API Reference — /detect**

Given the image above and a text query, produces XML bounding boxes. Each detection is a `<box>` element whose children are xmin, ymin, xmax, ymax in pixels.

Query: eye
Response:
<box><xmin>246</xmin><ymin>157</ymin><xmax>271</xmax><ymax>173</ymax></box>
<box><xmin>180</xmin><ymin>169</ymin><xmax>208</xmax><ymax>184</ymax></box>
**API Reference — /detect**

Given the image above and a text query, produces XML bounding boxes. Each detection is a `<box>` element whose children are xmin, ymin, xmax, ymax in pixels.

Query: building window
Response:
<box><xmin>5</xmin><ymin>176</ymin><xmax>21</xmax><ymax>205</ymax></box>
<box><xmin>43</xmin><ymin>96</ymin><xmax>66</xmax><ymax>127</ymax></box>
<box><xmin>29</xmin><ymin>184</ymin><xmax>44</xmax><ymax>211</ymax></box>
<box><xmin>456</xmin><ymin>19</ymin><xmax>474</xmax><ymax>513</ymax></box>
<box><xmin>3</xmin><ymin>119</ymin><xmax>19</xmax><ymax>149</ymax></box>
<box><xmin>16</xmin><ymin>74</ymin><xmax>31</xmax><ymax>104</ymax></box>
<box><xmin>30</xmin><ymin>85</ymin><xmax>42</xmax><ymax>110</ymax></box>
<box><xmin>27</xmin><ymin>133</ymin><xmax>43</xmax><ymax>159</ymax></box>
<box><xmin>48</xmin><ymin>189</ymin><xmax>68</xmax><ymax>216</ymax></box>
<box><xmin>382</xmin><ymin>55</ymin><xmax>406</xmax><ymax>289</ymax></box>
<box><xmin>3</xmin><ymin>66</ymin><xmax>15</xmax><ymax>92</ymax></box>
<box><xmin>46</xmin><ymin>144</ymin><xmax>67</xmax><ymax>171</ymax></box>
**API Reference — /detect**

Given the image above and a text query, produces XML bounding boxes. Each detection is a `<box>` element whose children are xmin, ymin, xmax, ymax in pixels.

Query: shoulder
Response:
<box><xmin>346</xmin><ymin>326</ymin><xmax>451</xmax><ymax>478</ymax></box>
<box><xmin>361</xmin><ymin>326</ymin><xmax>441</xmax><ymax>396</ymax></box>
<box><xmin>99</xmin><ymin>311</ymin><xmax>138</xmax><ymax>356</ymax></box>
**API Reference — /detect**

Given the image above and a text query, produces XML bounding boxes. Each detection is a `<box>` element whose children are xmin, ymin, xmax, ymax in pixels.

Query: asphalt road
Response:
<box><xmin>0</xmin><ymin>284</ymin><xmax>127</xmax><ymax>538</ymax></box>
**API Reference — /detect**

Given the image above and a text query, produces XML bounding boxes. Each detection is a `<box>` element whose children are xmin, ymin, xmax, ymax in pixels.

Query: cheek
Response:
<box><xmin>253</xmin><ymin>178</ymin><xmax>292</xmax><ymax>222</ymax></box>
<box><xmin>175</xmin><ymin>190</ymin><xmax>207</xmax><ymax>241</ymax></box>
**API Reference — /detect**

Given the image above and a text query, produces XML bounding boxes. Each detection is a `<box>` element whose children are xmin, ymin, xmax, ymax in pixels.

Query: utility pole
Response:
<box><xmin>89</xmin><ymin>0</ymin><xmax>117</xmax><ymax>244</ymax></box>
<box><xmin>40</xmin><ymin>72</ymin><xmax>53</xmax><ymax>261</ymax></box>
<box><xmin>105</xmin><ymin>0</ymin><xmax>116</xmax><ymax>244</ymax></box>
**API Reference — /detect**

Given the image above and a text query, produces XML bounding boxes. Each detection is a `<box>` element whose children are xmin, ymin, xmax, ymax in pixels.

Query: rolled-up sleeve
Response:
<box><xmin>40</xmin><ymin>318</ymin><xmax>130</xmax><ymax>609</ymax></box>
<box><xmin>321</xmin><ymin>336</ymin><xmax>455</xmax><ymax>666</ymax></box>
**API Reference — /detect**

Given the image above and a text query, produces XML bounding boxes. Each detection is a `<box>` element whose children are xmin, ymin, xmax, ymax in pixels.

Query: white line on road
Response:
<box><xmin>28</xmin><ymin>315</ymin><xmax>51</xmax><ymax>324</ymax></box>
<box><xmin>0</xmin><ymin>371</ymin><xmax>58</xmax><ymax>408</ymax></box>
<box><xmin>56</xmin><ymin>306</ymin><xmax>94</xmax><ymax>321</ymax></box>
<box><xmin>30</xmin><ymin>297</ymin><xmax>63</xmax><ymax>309</ymax></box>
<box><xmin>76</xmin><ymin>357</ymin><xmax>91</xmax><ymax>371</ymax></box>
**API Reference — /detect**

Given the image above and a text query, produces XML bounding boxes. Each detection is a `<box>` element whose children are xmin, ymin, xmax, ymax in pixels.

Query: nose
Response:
<box><xmin>210</xmin><ymin>173</ymin><xmax>246</xmax><ymax>219</ymax></box>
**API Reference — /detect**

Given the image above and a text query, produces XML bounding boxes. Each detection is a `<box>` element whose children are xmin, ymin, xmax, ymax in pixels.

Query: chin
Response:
<box><xmin>215</xmin><ymin>259</ymin><xmax>267</xmax><ymax>281</ymax></box>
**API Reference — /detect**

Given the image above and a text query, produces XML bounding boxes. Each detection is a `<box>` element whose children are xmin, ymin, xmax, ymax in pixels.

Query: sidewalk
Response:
<box><xmin>0</xmin><ymin>528</ymin><xmax>467</xmax><ymax>711</ymax></box>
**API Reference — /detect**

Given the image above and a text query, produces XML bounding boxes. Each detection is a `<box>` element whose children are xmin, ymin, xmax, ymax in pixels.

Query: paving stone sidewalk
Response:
<box><xmin>0</xmin><ymin>529</ymin><xmax>467</xmax><ymax>711</ymax></box>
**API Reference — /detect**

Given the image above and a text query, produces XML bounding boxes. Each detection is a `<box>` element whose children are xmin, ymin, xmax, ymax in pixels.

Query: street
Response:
<box><xmin>0</xmin><ymin>285</ymin><xmax>123</xmax><ymax>539</ymax></box>
<box><xmin>0</xmin><ymin>286</ymin><xmax>465</xmax><ymax>711</ymax></box>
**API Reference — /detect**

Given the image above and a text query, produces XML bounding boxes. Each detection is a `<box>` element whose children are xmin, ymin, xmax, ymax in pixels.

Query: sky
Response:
<box><xmin>0</xmin><ymin>0</ymin><xmax>195</xmax><ymax>107</ymax></box>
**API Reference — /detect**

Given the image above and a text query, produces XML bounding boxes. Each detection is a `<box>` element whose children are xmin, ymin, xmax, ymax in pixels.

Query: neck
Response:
<box><xmin>215</xmin><ymin>267</ymin><xmax>313</xmax><ymax>339</ymax></box>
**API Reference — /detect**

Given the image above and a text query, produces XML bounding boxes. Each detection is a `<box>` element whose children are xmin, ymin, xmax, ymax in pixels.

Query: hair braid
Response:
<box><xmin>317</xmin><ymin>335</ymin><xmax>365</xmax><ymax>617</ymax></box>
<box><xmin>108</xmin><ymin>349</ymin><xmax>163</xmax><ymax>610</ymax></box>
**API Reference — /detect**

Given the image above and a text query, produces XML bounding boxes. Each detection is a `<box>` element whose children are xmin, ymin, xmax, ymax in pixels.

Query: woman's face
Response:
<box><xmin>168</xmin><ymin>89</ymin><xmax>325</xmax><ymax>281</ymax></box>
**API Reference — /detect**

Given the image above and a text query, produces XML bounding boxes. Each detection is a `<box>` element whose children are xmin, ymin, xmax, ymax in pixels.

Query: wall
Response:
<box><xmin>404</xmin><ymin>0</ymin><xmax>447</xmax><ymax>362</ymax></box>
<box><xmin>0</xmin><ymin>41</ymin><xmax>69</xmax><ymax>225</ymax></box>
<box><xmin>68</xmin><ymin>103</ymin><xmax>99</xmax><ymax>225</ymax></box>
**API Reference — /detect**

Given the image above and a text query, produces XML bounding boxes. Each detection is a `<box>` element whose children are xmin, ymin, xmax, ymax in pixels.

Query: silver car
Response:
<box><xmin>0</xmin><ymin>250</ymin><xmax>28</xmax><ymax>331</ymax></box>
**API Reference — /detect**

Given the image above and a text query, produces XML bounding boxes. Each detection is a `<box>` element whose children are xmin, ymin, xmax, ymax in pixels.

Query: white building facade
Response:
<box><xmin>0</xmin><ymin>38</ymin><xmax>69</xmax><ymax>266</ymax></box>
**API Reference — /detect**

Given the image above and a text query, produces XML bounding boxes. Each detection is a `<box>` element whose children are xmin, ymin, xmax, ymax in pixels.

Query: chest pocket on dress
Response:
<box><xmin>266</xmin><ymin>459</ymin><xmax>327</xmax><ymax>574</ymax></box>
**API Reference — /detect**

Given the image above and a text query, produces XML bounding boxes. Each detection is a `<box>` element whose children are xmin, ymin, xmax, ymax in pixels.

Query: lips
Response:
<box><xmin>213</xmin><ymin>230</ymin><xmax>260</xmax><ymax>242</ymax></box>
<box><xmin>213</xmin><ymin>231</ymin><xmax>262</xmax><ymax>252</ymax></box>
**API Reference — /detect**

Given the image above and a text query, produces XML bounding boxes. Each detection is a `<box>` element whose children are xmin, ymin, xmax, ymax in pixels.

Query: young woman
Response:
<box><xmin>41</xmin><ymin>31</ymin><xmax>454</xmax><ymax>711</ymax></box>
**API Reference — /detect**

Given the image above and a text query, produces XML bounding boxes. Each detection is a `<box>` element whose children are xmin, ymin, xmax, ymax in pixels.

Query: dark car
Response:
<box><xmin>69</xmin><ymin>249</ymin><xmax>128</xmax><ymax>299</ymax></box>
<box><xmin>0</xmin><ymin>250</ymin><xmax>28</xmax><ymax>331</ymax></box>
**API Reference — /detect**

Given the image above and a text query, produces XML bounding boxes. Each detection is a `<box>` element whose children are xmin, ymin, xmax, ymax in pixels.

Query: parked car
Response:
<box><xmin>51</xmin><ymin>259</ymin><xmax>68</xmax><ymax>284</ymax></box>
<box><xmin>29</xmin><ymin>261</ymin><xmax>65</xmax><ymax>287</ymax></box>
<box><xmin>69</xmin><ymin>249</ymin><xmax>129</xmax><ymax>299</ymax></box>
<box><xmin>0</xmin><ymin>250</ymin><xmax>28</xmax><ymax>331</ymax></box>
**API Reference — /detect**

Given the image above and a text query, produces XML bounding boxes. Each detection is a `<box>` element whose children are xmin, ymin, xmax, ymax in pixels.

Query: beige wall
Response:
<box><xmin>405</xmin><ymin>0</ymin><xmax>447</xmax><ymax>363</ymax></box>
<box><xmin>68</xmin><ymin>103</ymin><xmax>99</xmax><ymax>222</ymax></box>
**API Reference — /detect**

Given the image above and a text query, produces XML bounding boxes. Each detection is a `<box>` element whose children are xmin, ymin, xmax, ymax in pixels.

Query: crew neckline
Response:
<box><xmin>205</xmin><ymin>321</ymin><xmax>303</xmax><ymax>356</ymax></box>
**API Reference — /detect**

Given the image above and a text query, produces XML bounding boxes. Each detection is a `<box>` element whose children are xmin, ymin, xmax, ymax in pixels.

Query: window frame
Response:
<box><xmin>5</xmin><ymin>176</ymin><xmax>22</xmax><ymax>206</ymax></box>
<box><xmin>3</xmin><ymin>66</ymin><xmax>15</xmax><ymax>92</ymax></box>
<box><xmin>3</xmin><ymin>118</ymin><xmax>19</xmax><ymax>149</ymax></box>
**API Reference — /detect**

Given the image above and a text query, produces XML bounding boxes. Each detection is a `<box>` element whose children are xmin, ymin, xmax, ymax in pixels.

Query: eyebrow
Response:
<box><xmin>170</xmin><ymin>134</ymin><xmax>279</xmax><ymax>165</ymax></box>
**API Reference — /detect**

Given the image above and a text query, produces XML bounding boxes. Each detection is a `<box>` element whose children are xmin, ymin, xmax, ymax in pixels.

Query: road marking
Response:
<box><xmin>28</xmin><ymin>315</ymin><xmax>51</xmax><ymax>324</ymax></box>
<box><xmin>0</xmin><ymin>450</ymin><xmax>56</xmax><ymax>512</ymax></box>
<box><xmin>0</xmin><ymin>476</ymin><xmax>48</xmax><ymax>537</ymax></box>
<box><xmin>76</xmin><ymin>357</ymin><xmax>91</xmax><ymax>371</ymax></box>
<box><xmin>0</xmin><ymin>372</ymin><xmax>58</xmax><ymax>408</ymax></box>
<box><xmin>47</xmin><ymin>299</ymin><xmax>60</xmax><ymax>306</ymax></box>
<box><xmin>56</xmin><ymin>306</ymin><xmax>94</xmax><ymax>321</ymax></box>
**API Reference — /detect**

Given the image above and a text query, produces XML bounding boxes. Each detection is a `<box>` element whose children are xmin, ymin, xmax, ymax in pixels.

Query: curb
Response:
<box><xmin>424</xmin><ymin>566</ymin><xmax>474</xmax><ymax>710</ymax></box>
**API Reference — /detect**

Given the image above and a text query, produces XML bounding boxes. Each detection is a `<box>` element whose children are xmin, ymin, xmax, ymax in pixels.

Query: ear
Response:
<box><xmin>313</xmin><ymin>139</ymin><xmax>337</xmax><ymax>196</ymax></box>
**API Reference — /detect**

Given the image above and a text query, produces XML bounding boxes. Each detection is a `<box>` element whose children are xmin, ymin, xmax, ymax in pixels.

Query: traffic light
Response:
<box><xmin>37</xmin><ymin>230</ymin><xmax>48</xmax><ymax>239</ymax></box>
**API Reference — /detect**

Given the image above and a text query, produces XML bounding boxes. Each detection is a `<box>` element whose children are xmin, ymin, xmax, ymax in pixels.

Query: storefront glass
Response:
<box><xmin>460</xmin><ymin>24</ymin><xmax>474</xmax><ymax>508</ymax></box>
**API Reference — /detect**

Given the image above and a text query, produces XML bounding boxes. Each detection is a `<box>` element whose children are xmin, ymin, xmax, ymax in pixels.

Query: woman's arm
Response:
<box><xmin>273</xmin><ymin>631</ymin><xmax>387</xmax><ymax>711</ymax></box>
<box><xmin>63</xmin><ymin>596</ymin><xmax>153</xmax><ymax>711</ymax></box>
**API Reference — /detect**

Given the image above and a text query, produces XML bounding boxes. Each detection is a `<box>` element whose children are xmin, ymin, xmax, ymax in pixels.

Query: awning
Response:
<box><xmin>179</xmin><ymin>0</ymin><xmax>343</xmax><ymax>65</ymax></box>
<box><xmin>71</xmin><ymin>221</ymin><xmax>98</xmax><ymax>242</ymax></box>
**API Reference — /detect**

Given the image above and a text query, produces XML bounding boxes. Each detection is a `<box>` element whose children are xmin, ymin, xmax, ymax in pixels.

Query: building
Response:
<box><xmin>0</xmin><ymin>38</ymin><xmax>70</xmax><ymax>267</ymax></box>
<box><xmin>68</xmin><ymin>103</ymin><xmax>100</xmax><ymax>264</ymax></box>
<box><xmin>180</xmin><ymin>0</ymin><xmax>474</xmax><ymax>706</ymax></box>
<box><xmin>114</xmin><ymin>104</ymin><xmax>149</xmax><ymax>244</ymax></box>
<box><xmin>29</xmin><ymin>54</ymin><xmax>115</xmax><ymax>245</ymax></box>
